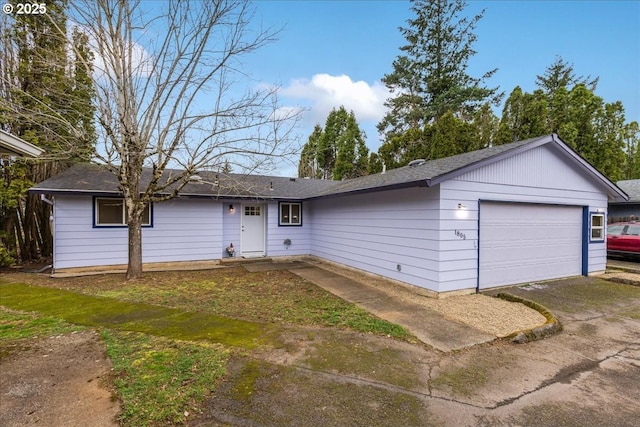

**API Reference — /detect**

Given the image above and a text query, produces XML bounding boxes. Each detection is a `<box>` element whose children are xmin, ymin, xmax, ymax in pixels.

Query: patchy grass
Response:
<box><xmin>0</xmin><ymin>268</ymin><xmax>415</xmax><ymax>426</ymax></box>
<box><xmin>1</xmin><ymin>267</ymin><xmax>412</xmax><ymax>339</ymax></box>
<box><xmin>0</xmin><ymin>306</ymin><xmax>85</xmax><ymax>359</ymax></box>
<box><xmin>0</xmin><ymin>282</ymin><xmax>269</xmax><ymax>349</ymax></box>
<box><xmin>0</xmin><ymin>306</ymin><xmax>84</xmax><ymax>343</ymax></box>
<box><xmin>102</xmin><ymin>330</ymin><xmax>229</xmax><ymax>427</ymax></box>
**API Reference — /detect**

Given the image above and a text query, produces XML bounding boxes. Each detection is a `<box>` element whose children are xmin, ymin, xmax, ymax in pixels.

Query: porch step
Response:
<box><xmin>220</xmin><ymin>257</ymin><xmax>272</xmax><ymax>265</ymax></box>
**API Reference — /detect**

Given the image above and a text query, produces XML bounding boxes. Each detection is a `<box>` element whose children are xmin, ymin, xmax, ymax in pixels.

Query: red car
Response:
<box><xmin>607</xmin><ymin>222</ymin><xmax>640</xmax><ymax>258</ymax></box>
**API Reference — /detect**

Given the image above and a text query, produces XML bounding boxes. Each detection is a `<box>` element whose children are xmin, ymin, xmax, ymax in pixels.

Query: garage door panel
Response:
<box><xmin>479</xmin><ymin>202</ymin><xmax>582</xmax><ymax>289</ymax></box>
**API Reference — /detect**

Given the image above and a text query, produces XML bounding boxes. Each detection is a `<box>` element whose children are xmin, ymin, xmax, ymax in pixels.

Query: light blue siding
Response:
<box><xmin>266</xmin><ymin>202</ymin><xmax>312</xmax><ymax>257</ymax></box>
<box><xmin>53</xmin><ymin>196</ymin><xmax>222</xmax><ymax>269</ymax></box>
<box><xmin>222</xmin><ymin>202</ymin><xmax>241</xmax><ymax>258</ymax></box>
<box><xmin>441</xmin><ymin>144</ymin><xmax>609</xmax><ymax>290</ymax></box>
<box><xmin>50</xmin><ymin>143</ymin><xmax>612</xmax><ymax>294</ymax></box>
<box><xmin>309</xmin><ymin>186</ymin><xmax>442</xmax><ymax>291</ymax></box>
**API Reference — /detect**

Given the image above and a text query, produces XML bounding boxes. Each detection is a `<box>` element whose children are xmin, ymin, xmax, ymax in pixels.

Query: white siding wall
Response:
<box><xmin>439</xmin><ymin>144</ymin><xmax>609</xmax><ymax>291</ymax></box>
<box><xmin>53</xmin><ymin>195</ymin><xmax>222</xmax><ymax>269</ymax></box>
<box><xmin>266</xmin><ymin>202</ymin><xmax>313</xmax><ymax>257</ymax></box>
<box><xmin>309</xmin><ymin>186</ymin><xmax>442</xmax><ymax>291</ymax></box>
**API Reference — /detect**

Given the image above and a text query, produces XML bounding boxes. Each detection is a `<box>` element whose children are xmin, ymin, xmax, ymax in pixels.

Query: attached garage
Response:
<box><xmin>478</xmin><ymin>202</ymin><xmax>583</xmax><ymax>289</ymax></box>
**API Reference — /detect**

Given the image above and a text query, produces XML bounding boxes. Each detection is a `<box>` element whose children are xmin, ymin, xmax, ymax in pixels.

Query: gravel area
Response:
<box><xmin>603</xmin><ymin>271</ymin><xmax>640</xmax><ymax>285</ymax></box>
<box><xmin>313</xmin><ymin>260</ymin><xmax>547</xmax><ymax>338</ymax></box>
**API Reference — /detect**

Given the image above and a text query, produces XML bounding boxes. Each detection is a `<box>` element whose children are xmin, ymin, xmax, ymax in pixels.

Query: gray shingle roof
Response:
<box><xmin>616</xmin><ymin>180</ymin><xmax>640</xmax><ymax>202</ymax></box>
<box><xmin>30</xmin><ymin>163</ymin><xmax>340</xmax><ymax>199</ymax></box>
<box><xmin>30</xmin><ymin>134</ymin><xmax>625</xmax><ymax>201</ymax></box>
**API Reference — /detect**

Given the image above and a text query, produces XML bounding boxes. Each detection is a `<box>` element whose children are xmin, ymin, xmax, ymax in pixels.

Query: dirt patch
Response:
<box><xmin>0</xmin><ymin>330</ymin><xmax>120</xmax><ymax>427</ymax></box>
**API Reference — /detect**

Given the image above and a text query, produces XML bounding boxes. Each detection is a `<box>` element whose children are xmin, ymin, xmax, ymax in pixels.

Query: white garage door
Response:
<box><xmin>479</xmin><ymin>202</ymin><xmax>583</xmax><ymax>289</ymax></box>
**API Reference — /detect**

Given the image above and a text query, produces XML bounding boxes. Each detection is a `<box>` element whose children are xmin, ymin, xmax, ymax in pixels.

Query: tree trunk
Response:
<box><xmin>126</xmin><ymin>213</ymin><xmax>143</xmax><ymax>279</ymax></box>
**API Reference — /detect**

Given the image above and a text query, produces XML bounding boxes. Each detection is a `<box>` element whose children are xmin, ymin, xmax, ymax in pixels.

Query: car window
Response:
<box><xmin>608</xmin><ymin>225</ymin><xmax>625</xmax><ymax>235</ymax></box>
<box><xmin>625</xmin><ymin>225</ymin><xmax>640</xmax><ymax>236</ymax></box>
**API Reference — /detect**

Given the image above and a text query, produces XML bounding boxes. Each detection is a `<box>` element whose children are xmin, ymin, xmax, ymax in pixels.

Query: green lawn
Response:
<box><xmin>0</xmin><ymin>267</ymin><xmax>413</xmax><ymax>426</ymax></box>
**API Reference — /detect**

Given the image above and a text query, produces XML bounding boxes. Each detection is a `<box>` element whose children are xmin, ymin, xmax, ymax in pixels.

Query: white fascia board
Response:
<box><xmin>0</xmin><ymin>130</ymin><xmax>44</xmax><ymax>157</ymax></box>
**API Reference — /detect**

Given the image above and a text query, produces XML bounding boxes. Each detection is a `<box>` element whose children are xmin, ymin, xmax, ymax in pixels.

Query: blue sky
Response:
<box><xmin>241</xmin><ymin>0</ymin><xmax>639</xmax><ymax>175</ymax></box>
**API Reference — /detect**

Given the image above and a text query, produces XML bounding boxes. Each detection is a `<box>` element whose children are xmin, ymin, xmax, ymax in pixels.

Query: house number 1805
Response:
<box><xmin>454</xmin><ymin>230</ymin><xmax>466</xmax><ymax>240</ymax></box>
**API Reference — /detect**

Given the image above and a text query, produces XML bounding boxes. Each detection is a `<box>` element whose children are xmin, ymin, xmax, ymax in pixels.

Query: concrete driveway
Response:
<box><xmin>203</xmin><ymin>272</ymin><xmax>640</xmax><ymax>426</ymax></box>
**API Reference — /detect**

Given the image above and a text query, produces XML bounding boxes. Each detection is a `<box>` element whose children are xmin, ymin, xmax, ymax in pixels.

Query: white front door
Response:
<box><xmin>241</xmin><ymin>203</ymin><xmax>265</xmax><ymax>257</ymax></box>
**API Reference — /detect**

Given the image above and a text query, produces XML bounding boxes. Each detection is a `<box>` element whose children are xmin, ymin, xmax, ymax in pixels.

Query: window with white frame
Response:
<box><xmin>279</xmin><ymin>202</ymin><xmax>301</xmax><ymax>226</ymax></box>
<box><xmin>590</xmin><ymin>212</ymin><xmax>605</xmax><ymax>242</ymax></box>
<box><xmin>95</xmin><ymin>197</ymin><xmax>151</xmax><ymax>227</ymax></box>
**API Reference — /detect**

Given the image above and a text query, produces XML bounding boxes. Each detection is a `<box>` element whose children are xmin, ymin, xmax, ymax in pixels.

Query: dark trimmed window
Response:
<box><xmin>279</xmin><ymin>202</ymin><xmax>301</xmax><ymax>226</ymax></box>
<box><xmin>95</xmin><ymin>197</ymin><xmax>151</xmax><ymax>227</ymax></box>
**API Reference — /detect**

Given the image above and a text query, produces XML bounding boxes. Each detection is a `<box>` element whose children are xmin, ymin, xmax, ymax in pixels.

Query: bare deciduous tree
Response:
<box><xmin>59</xmin><ymin>0</ymin><xmax>299</xmax><ymax>279</ymax></box>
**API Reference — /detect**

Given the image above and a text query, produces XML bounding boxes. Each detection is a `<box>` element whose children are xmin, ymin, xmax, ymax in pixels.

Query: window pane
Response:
<box><xmin>142</xmin><ymin>204</ymin><xmax>151</xmax><ymax>225</ymax></box>
<box><xmin>626</xmin><ymin>225</ymin><xmax>640</xmax><ymax>236</ymax></box>
<box><xmin>591</xmin><ymin>214</ymin><xmax>603</xmax><ymax>227</ymax></box>
<box><xmin>591</xmin><ymin>228</ymin><xmax>603</xmax><ymax>239</ymax></box>
<box><xmin>608</xmin><ymin>225</ymin><xmax>624</xmax><ymax>235</ymax></box>
<box><xmin>290</xmin><ymin>204</ymin><xmax>300</xmax><ymax>224</ymax></box>
<box><xmin>280</xmin><ymin>204</ymin><xmax>289</xmax><ymax>224</ymax></box>
<box><xmin>97</xmin><ymin>199</ymin><xmax>124</xmax><ymax>224</ymax></box>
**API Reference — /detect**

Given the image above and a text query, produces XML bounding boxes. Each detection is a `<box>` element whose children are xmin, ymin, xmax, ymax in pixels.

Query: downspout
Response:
<box><xmin>40</xmin><ymin>194</ymin><xmax>53</xmax><ymax>206</ymax></box>
<box><xmin>40</xmin><ymin>194</ymin><xmax>54</xmax><ymax>235</ymax></box>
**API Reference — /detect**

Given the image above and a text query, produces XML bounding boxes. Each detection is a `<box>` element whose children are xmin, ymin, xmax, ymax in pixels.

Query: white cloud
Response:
<box><xmin>281</xmin><ymin>73</ymin><xmax>390</xmax><ymax>126</ymax></box>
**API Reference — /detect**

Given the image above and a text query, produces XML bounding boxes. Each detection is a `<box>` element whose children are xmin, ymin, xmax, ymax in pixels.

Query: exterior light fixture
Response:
<box><xmin>229</xmin><ymin>204</ymin><xmax>235</xmax><ymax>213</ymax></box>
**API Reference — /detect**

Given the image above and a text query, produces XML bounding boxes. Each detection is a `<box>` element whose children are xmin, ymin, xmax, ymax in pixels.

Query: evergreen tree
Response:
<box><xmin>623</xmin><ymin>122</ymin><xmax>640</xmax><ymax>179</ymax></box>
<box><xmin>536</xmin><ymin>56</ymin><xmax>598</xmax><ymax>96</ymax></box>
<box><xmin>299</xmin><ymin>107</ymin><xmax>368</xmax><ymax>180</ymax></box>
<box><xmin>0</xmin><ymin>0</ymin><xmax>96</xmax><ymax>265</ymax></box>
<box><xmin>367</xmin><ymin>152</ymin><xmax>384</xmax><ymax>175</ymax></box>
<box><xmin>495</xmin><ymin>71</ymin><xmax>633</xmax><ymax>182</ymax></box>
<box><xmin>376</xmin><ymin>127</ymin><xmax>431</xmax><ymax>170</ymax></box>
<box><xmin>471</xmin><ymin>103</ymin><xmax>499</xmax><ymax>150</ymax></box>
<box><xmin>298</xmin><ymin>125</ymin><xmax>323</xmax><ymax>178</ymax></box>
<box><xmin>334</xmin><ymin>110</ymin><xmax>368</xmax><ymax>180</ymax></box>
<box><xmin>317</xmin><ymin>108</ymin><xmax>347</xmax><ymax>179</ymax></box>
<box><xmin>377</xmin><ymin>0</ymin><xmax>501</xmax><ymax>142</ymax></box>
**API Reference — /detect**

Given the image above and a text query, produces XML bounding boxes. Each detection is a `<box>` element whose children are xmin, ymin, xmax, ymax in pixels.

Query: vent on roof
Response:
<box><xmin>408</xmin><ymin>159</ymin><xmax>426</xmax><ymax>167</ymax></box>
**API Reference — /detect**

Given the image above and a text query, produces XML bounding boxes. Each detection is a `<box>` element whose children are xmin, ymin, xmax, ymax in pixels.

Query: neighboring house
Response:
<box><xmin>30</xmin><ymin>134</ymin><xmax>627</xmax><ymax>295</ymax></box>
<box><xmin>0</xmin><ymin>129</ymin><xmax>44</xmax><ymax>158</ymax></box>
<box><xmin>609</xmin><ymin>179</ymin><xmax>639</xmax><ymax>223</ymax></box>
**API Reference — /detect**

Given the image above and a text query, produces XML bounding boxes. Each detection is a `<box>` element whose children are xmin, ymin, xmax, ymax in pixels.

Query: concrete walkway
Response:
<box><xmin>245</xmin><ymin>261</ymin><xmax>495</xmax><ymax>352</ymax></box>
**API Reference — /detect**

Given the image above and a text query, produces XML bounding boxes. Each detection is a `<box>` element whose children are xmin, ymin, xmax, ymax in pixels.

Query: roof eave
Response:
<box><xmin>29</xmin><ymin>188</ymin><xmax>121</xmax><ymax>196</ymax></box>
<box><xmin>29</xmin><ymin>187</ymin><xmax>305</xmax><ymax>201</ymax></box>
<box><xmin>547</xmin><ymin>134</ymin><xmax>629</xmax><ymax>202</ymax></box>
<box><xmin>304</xmin><ymin>179</ymin><xmax>429</xmax><ymax>201</ymax></box>
<box><xmin>0</xmin><ymin>130</ymin><xmax>45</xmax><ymax>158</ymax></box>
